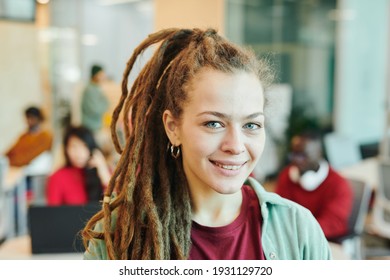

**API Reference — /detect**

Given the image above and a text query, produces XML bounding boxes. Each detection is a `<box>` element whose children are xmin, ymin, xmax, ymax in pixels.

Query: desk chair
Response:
<box><xmin>370</xmin><ymin>160</ymin><xmax>390</xmax><ymax>239</ymax></box>
<box><xmin>329</xmin><ymin>178</ymin><xmax>372</xmax><ymax>259</ymax></box>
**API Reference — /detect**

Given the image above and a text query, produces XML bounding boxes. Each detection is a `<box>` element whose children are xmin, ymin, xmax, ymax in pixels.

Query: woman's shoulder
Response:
<box><xmin>245</xmin><ymin>177</ymin><xmax>330</xmax><ymax>259</ymax></box>
<box><xmin>83</xmin><ymin>206</ymin><xmax>119</xmax><ymax>260</ymax></box>
<box><xmin>245</xmin><ymin>176</ymin><xmax>316</xmax><ymax>218</ymax></box>
<box><xmin>245</xmin><ymin>177</ymin><xmax>294</xmax><ymax>206</ymax></box>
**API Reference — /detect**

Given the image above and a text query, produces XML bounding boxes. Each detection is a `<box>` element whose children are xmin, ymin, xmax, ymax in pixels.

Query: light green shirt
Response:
<box><xmin>84</xmin><ymin>177</ymin><xmax>331</xmax><ymax>260</ymax></box>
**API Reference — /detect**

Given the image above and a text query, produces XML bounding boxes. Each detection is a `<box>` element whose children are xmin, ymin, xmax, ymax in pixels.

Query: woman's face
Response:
<box><xmin>66</xmin><ymin>135</ymin><xmax>91</xmax><ymax>168</ymax></box>
<box><xmin>164</xmin><ymin>68</ymin><xmax>266</xmax><ymax>196</ymax></box>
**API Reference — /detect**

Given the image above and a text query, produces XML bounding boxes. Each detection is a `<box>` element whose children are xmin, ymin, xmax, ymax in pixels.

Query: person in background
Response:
<box><xmin>275</xmin><ymin>130</ymin><xmax>353</xmax><ymax>240</ymax></box>
<box><xmin>46</xmin><ymin>126</ymin><xmax>111</xmax><ymax>206</ymax></box>
<box><xmin>81</xmin><ymin>64</ymin><xmax>109</xmax><ymax>134</ymax></box>
<box><xmin>82</xmin><ymin>28</ymin><xmax>331</xmax><ymax>260</ymax></box>
<box><xmin>5</xmin><ymin>106</ymin><xmax>52</xmax><ymax>167</ymax></box>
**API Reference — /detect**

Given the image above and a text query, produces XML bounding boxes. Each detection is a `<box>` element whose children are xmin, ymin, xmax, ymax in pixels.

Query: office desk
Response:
<box><xmin>339</xmin><ymin>157</ymin><xmax>379</xmax><ymax>190</ymax></box>
<box><xmin>0</xmin><ymin>235</ymin><xmax>83</xmax><ymax>260</ymax></box>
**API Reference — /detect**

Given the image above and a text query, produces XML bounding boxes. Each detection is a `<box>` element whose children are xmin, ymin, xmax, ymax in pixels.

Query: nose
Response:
<box><xmin>220</xmin><ymin>126</ymin><xmax>245</xmax><ymax>155</ymax></box>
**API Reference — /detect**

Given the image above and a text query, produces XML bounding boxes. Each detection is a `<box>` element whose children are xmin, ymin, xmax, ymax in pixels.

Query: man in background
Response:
<box><xmin>81</xmin><ymin>64</ymin><xmax>109</xmax><ymax>135</ymax></box>
<box><xmin>275</xmin><ymin>130</ymin><xmax>353</xmax><ymax>240</ymax></box>
<box><xmin>5</xmin><ymin>106</ymin><xmax>52</xmax><ymax>167</ymax></box>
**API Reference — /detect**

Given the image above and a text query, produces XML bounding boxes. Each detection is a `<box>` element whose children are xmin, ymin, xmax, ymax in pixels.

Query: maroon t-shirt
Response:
<box><xmin>189</xmin><ymin>185</ymin><xmax>265</xmax><ymax>260</ymax></box>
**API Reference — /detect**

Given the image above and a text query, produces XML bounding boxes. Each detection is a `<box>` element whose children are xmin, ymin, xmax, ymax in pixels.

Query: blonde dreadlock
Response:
<box><xmin>82</xmin><ymin>27</ymin><xmax>274</xmax><ymax>260</ymax></box>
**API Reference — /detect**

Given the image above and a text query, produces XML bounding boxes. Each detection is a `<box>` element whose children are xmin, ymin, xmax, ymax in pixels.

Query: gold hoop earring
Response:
<box><xmin>170</xmin><ymin>144</ymin><xmax>181</xmax><ymax>159</ymax></box>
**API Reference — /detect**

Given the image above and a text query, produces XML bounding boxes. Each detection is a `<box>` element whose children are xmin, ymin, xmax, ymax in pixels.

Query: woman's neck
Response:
<box><xmin>190</xmin><ymin>187</ymin><xmax>243</xmax><ymax>227</ymax></box>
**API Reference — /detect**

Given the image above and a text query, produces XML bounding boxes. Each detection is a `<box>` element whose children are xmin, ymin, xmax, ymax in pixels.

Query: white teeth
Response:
<box><xmin>214</xmin><ymin>162</ymin><xmax>241</xmax><ymax>170</ymax></box>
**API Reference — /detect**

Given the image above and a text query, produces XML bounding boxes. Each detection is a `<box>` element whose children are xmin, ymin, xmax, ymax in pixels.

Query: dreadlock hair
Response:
<box><xmin>82</xmin><ymin>27</ymin><xmax>274</xmax><ymax>260</ymax></box>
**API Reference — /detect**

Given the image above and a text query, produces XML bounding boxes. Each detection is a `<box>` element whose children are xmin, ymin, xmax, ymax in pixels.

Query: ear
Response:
<box><xmin>162</xmin><ymin>110</ymin><xmax>181</xmax><ymax>145</ymax></box>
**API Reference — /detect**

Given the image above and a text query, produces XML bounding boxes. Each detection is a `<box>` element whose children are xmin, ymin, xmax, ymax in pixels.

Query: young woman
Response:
<box><xmin>82</xmin><ymin>28</ymin><xmax>331</xmax><ymax>260</ymax></box>
<box><xmin>46</xmin><ymin>126</ymin><xmax>111</xmax><ymax>206</ymax></box>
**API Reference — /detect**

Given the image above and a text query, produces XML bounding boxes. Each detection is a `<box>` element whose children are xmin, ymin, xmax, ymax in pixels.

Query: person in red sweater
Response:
<box><xmin>275</xmin><ymin>130</ymin><xmax>353</xmax><ymax>240</ymax></box>
<box><xmin>46</xmin><ymin>126</ymin><xmax>111</xmax><ymax>206</ymax></box>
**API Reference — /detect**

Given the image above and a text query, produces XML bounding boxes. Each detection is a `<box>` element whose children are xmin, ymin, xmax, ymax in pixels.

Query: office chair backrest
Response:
<box><xmin>327</xmin><ymin>177</ymin><xmax>371</xmax><ymax>259</ymax></box>
<box><xmin>369</xmin><ymin>160</ymin><xmax>390</xmax><ymax>240</ymax></box>
<box><xmin>347</xmin><ymin>178</ymin><xmax>371</xmax><ymax>235</ymax></box>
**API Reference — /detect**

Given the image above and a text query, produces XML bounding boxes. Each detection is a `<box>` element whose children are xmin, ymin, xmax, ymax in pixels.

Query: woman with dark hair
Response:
<box><xmin>46</xmin><ymin>126</ymin><xmax>111</xmax><ymax>206</ymax></box>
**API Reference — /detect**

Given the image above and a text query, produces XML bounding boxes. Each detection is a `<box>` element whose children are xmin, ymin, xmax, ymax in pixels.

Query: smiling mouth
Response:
<box><xmin>211</xmin><ymin>161</ymin><xmax>246</xmax><ymax>170</ymax></box>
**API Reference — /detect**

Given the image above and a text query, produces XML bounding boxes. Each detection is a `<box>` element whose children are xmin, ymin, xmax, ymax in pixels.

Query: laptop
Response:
<box><xmin>28</xmin><ymin>202</ymin><xmax>101</xmax><ymax>254</ymax></box>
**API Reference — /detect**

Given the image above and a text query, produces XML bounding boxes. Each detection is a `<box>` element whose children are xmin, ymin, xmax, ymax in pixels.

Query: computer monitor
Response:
<box><xmin>28</xmin><ymin>202</ymin><xmax>101</xmax><ymax>254</ymax></box>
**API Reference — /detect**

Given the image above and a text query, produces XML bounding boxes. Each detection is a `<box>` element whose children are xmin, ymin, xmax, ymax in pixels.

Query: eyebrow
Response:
<box><xmin>196</xmin><ymin>111</ymin><xmax>264</xmax><ymax>120</ymax></box>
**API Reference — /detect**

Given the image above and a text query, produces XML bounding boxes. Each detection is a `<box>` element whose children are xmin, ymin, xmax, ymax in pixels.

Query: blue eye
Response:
<box><xmin>205</xmin><ymin>121</ymin><xmax>223</xmax><ymax>129</ymax></box>
<box><xmin>243</xmin><ymin>123</ymin><xmax>262</xmax><ymax>130</ymax></box>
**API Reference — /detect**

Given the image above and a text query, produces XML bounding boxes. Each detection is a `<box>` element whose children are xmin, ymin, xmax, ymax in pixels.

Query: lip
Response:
<box><xmin>209</xmin><ymin>159</ymin><xmax>247</xmax><ymax>176</ymax></box>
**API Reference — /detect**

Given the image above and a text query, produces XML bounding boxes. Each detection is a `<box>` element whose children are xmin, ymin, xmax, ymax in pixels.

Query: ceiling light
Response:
<box><xmin>99</xmin><ymin>0</ymin><xmax>144</xmax><ymax>6</ymax></box>
<box><xmin>36</xmin><ymin>0</ymin><xmax>50</xmax><ymax>4</ymax></box>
